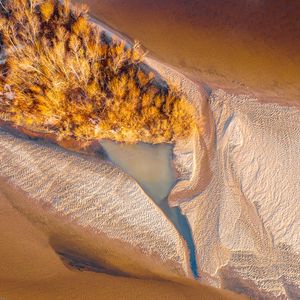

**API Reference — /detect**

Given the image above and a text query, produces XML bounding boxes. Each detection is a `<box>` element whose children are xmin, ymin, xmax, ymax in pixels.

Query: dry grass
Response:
<box><xmin>0</xmin><ymin>0</ymin><xmax>196</xmax><ymax>143</ymax></box>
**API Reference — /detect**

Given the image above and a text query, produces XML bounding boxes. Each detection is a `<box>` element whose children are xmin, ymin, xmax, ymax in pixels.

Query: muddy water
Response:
<box><xmin>82</xmin><ymin>0</ymin><xmax>300</xmax><ymax>106</ymax></box>
<box><xmin>100</xmin><ymin>140</ymin><xmax>198</xmax><ymax>277</ymax></box>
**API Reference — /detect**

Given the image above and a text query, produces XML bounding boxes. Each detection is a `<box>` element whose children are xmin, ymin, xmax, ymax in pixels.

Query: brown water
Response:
<box><xmin>80</xmin><ymin>0</ymin><xmax>300</xmax><ymax>105</ymax></box>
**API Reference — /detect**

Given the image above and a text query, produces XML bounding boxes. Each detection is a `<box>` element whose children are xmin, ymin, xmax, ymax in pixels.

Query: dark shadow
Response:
<box><xmin>56</xmin><ymin>250</ymin><xmax>129</xmax><ymax>277</ymax></box>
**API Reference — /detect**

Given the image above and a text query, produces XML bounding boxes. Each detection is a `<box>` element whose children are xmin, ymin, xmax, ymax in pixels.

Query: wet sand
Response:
<box><xmin>100</xmin><ymin>140</ymin><xmax>199</xmax><ymax>277</ymax></box>
<box><xmin>80</xmin><ymin>0</ymin><xmax>300</xmax><ymax>106</ymax></box>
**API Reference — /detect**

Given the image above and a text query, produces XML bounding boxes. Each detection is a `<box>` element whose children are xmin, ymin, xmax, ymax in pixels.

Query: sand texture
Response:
<box><xmin>1</xmin><ymin>2</ymin><xmax>300</xmax><ymax>297</ymax></box>
<box><xmin>0</xmin><ymin>186</ymin><xmax>247</xmax><ymax>300</ymax></box>
<box><xmin>0</xmin><ymin>129</ymin><xmax>191</xmax><ymax>280</ymax></box>
<box><xmin>146</xmin><ymin>56</ymin><xmax>300</xmax><ymax>298</ymax></box>
<box><xmin>175</xmin><ymin>91</ymin><xmax>300</xmax><ymax>299</ymax></box>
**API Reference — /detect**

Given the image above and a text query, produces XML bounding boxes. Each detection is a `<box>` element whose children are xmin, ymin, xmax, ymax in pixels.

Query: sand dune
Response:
<box><xmin>1</xmin><ymin>2</ymin><xmax>300</xmax><ymax>298</ymax></box>
<box><xmin>0</xmin><ymin>187</ymin><xmax>246</xmax><ymax>300</ymax></box>
<box><xmin>0</xmin><ymin>129</ymin><xmax>191</xmax><ymax>280</ymax></box>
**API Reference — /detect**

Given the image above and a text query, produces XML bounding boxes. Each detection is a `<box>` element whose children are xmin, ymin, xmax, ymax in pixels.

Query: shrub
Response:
<box><xmin>0</xmin><ymin>0</ymin><xmax>196</xmax><ymax>143</ymax></box>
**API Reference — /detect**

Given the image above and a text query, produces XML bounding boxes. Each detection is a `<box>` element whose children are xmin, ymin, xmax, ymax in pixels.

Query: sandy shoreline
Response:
<box><xmin>144</xmin><ymin>54</ymin><xmax>300</xmax><ymax>298</ymax></box>
<box><xmin>0</xmin><ymin>133</ymin><xmax>247</xmax><ymax>299</ymax></box>
<box><xmin>1</xmin><ymin>2</ymin><xmax>300</xmax><ymax>298</ymax></box>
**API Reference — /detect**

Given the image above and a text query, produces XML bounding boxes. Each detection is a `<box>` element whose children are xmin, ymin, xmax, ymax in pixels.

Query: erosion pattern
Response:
<box><xmin>0</xmin><ymin>51</ymin><xmax>300</xmax><ymax>299</ymax></box>
<box><xmin>172</xmin><ymin>90</ymin><xmax>300</xmax><ymax>299</ymax></box>
<box><xmin>0</xmin><ymin>130</ymin><xmax>191</xmax><ymax>280</ymax></box>
<box><xmin>118</xmin><ymin>57</ymin><xmax>300</xmax><ymax>299</ymax></box>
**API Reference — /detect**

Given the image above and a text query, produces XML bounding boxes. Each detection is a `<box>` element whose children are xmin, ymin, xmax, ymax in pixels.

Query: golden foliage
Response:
<box><xmin>40</xmin><ymin>1</ymin><xmax>54</xmax><ymax>22</ymax></box>
<box><xmin>72</xmin><ymin>16</ymin><xmax>89</xmax><ymax>35</ymax></box>
<box><xmin>0</xmin><ymin>0</ymin><xmax>196</xmax><ymax>143</ymax></box>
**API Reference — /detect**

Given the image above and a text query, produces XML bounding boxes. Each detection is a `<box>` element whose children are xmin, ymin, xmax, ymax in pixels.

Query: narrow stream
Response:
<box><xmin>100</xmin><ymin>140</ymin><xmax>198</xmax><ymax>278</ymax></box>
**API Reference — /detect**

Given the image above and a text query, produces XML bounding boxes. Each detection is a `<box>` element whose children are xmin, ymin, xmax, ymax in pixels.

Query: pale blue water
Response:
<box><xmin>100</xmin><ymin>140</ymin><xmax>198</xmax><ymax>278</ymax></box>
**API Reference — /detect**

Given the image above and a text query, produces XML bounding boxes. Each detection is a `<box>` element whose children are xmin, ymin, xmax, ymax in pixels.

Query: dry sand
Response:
<box><xmin>1</xmin><ymin>1</ymin><xmax>300</xmax><ymax>298</ymax></box>
<box><xmin>0</xmin><ymin>185</ymin><xmax>246</xmax><ymax>300</ymax></box>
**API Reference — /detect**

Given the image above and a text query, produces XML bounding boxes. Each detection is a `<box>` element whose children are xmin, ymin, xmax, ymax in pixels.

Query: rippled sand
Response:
<box><xmin>1</xmin><ymin>1</ymin><xmax>300</xmax><ymax>298</ymax></box>
<box><xmin>0</xmin><ymin>131</ymin><xmax>247</xmax><ymax>300</ymax></box>
<box><xmin>0</xmin><ymin>184</ymin><xmax>245</xmax><ymax>300</ymax></box>
<box><xmin>178</xmin><ymin>91</ymin><xmax>300</xmax><ymax>299</ymax></box>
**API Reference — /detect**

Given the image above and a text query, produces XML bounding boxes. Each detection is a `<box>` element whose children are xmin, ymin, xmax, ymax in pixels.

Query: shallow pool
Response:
<box><xmin>100</xmin><ymin>140</ymin><xmax>198</xmax><ymax>278</ymax></box>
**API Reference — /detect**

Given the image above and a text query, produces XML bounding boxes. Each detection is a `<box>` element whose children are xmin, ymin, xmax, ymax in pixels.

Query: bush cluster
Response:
<box><xmin>0</xmin><ymin>0</ymin><xmax>196</xmax><ymax>143</ymax></box>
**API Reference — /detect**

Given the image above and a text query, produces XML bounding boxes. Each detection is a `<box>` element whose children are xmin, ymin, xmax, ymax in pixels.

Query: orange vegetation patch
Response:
<box><xmin>0</xmin><ymin>0</ymin><xmax>196</xmax><ymax>144</ymax></box>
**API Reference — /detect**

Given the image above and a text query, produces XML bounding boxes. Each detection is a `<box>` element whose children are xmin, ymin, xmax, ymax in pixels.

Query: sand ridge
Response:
<box><xmin>0</xmin><ymin>185</ymin><xmax>247</xmax><ymax>300</ymax></box>
<box><xmin>0</xmin><ymin>129</ymin><xmax>191</xmax><ymax>280</ymax></box>
<box><xmin>178</xmin><ymin>91</ymin><xmax>300</xmax><ymax>298</ymax></box>
<box><xmin>1</xmin><ymin>4</ymin><xmax>299</xmax><ymax>297</ymax></box>
<box><xmin>146</xmin><ymin>55</ymin><xmax>300</xmax><ymax>298</ymax></box>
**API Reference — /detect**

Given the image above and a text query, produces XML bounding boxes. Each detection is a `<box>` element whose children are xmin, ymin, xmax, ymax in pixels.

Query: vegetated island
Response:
<box><xmin>0</xmin><ymin>0</ymin><xmax>196</xmax><ymax>148</ymax></box>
